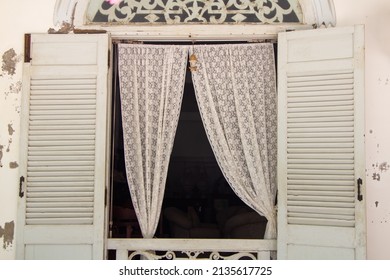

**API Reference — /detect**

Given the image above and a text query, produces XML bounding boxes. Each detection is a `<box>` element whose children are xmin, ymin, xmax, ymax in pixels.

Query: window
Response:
<box><xmin>109</xmin><ymin>54</ymin><xmax>265</xmax><ymax>240</ymax></box>
<box><xmin>17</xmin><ymin>25</ymin><xmax>365</xmax><ymax>260</ymax></box>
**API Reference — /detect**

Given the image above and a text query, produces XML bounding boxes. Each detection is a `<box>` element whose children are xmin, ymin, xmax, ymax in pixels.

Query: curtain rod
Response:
<box><xmin>112</xmin><ymin>39</ymin><xmax>143</xmax><ymax>44</ymax></box>
<box><xmin>112</xmin><ymin>39</ymin><xmax>276</xmax><ymax>44</ymax></box>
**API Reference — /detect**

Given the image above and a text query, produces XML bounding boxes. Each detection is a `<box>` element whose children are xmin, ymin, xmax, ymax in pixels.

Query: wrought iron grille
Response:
<box><xmin>87</xmin><ymin>0</ymin><xmax>303</xmax><ymax>24</ymax></box>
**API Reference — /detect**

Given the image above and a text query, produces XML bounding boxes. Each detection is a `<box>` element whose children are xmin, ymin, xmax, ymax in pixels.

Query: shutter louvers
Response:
<box><xmin>26</xmin><ymin>76</ymin><xmax>98</xmax><ymax>225</ymax></box>
<box><xmin>286</xmin><ymin>70</ymin><xmax>356</xmax><ymax>227</ymax></box>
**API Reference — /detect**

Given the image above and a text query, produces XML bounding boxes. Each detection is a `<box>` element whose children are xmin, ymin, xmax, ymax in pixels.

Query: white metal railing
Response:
<box><xmin>107</xmin><ymin>238</ymin><xmax>276</xmax><ymax>260</ymax></box>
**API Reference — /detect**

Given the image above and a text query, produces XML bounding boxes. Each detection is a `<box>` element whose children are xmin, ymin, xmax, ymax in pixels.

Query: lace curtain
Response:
<box><xmin>118</xmin><ymin>44</ymin><xmax>189</xmax><ymax>238</ymax></box>
<box><xmin>191</xmin><ymin>44</ymin><xmax>278</xmax><ymax>238</ymax></box>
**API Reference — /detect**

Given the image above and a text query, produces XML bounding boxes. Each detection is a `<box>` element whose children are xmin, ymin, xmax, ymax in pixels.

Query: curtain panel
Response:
<box><xmin>191</xmin><ymin>44</ymin><xmax>278</xmax><ymax>238</ymax></box>
<box><xmin>118</xmin><ymin>44</ymin><xmax>189</xmax><ymax>238</ymax></box>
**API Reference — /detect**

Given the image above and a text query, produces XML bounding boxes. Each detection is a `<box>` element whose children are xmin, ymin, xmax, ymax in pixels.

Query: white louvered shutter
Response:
<box><xmin>277</xmin><ymin>26</ymin><xmax>366</xmax><ymax>259</ymax></box>
<box><xmin>17</xmin><ymin>34</ymin><xmax>109</xmax><ymax>259</ymax></box>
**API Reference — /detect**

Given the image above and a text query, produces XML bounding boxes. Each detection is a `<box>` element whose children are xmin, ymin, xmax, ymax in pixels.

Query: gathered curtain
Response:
<box><xmin>191</xmin><ymin>44</ymin><xmax>278</xmax><ymax>239</ymax></box>
<box><xmin>118</xmin><ymin>43</ymin><xmax>277</xmax><ymax>239</ymax></box>
<box><xmin>118</xmin><ymin>44</ymin><xmax>189</xmax><ymax>238</ymax></box>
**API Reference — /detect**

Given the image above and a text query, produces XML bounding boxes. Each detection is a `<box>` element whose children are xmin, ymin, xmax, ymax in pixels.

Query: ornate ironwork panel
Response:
<box><xmin>127</xmin><ymin>250</ymin><xmax>260</xmax><ymax>260</ymax></box>
<box><xmin>86</xmin><ymin>0</ymin><xmax>303</xmax><ymax>24</ymax></box>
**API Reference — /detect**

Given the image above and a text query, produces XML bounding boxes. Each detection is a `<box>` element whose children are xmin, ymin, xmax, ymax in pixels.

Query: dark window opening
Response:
<box><xmin>109</xmin><ymin>43</ymin><xmax>270</xmax><ymax>240</ymax></box>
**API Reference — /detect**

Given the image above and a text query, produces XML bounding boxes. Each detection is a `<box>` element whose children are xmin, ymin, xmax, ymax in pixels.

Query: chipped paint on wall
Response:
<box><xmin>9</xmin><ymin>81</ymin><xmax>22</xmax><ymax>94</ymax></box>
<box><xmin>6</xmin><ymin>138</ymin><xmax>12</xmax><ymax>153</ymax></box>
<box><xmin>377</xmin><ymin>77</ymin><xmax>390</xmax><ymax>86</ymax></box>
<box><xmin>8</xmin><ymin>123</ymin><xmax>15</xmax><ymax>136</ymax></box>
<box><xmin>0</xmin><ymin>145</ymin><xmax>3</xmax><ymax>168</ymax></box>
<box><xmin>372</xmin><ymin>173</ymin><xmax>381</xmax><ymax>181</ymax></box>
<box><xmin>9</xmin><ymin>161</ymin><xmax>19</xmax><ymax>169</ymax></box>
<box><xmin>4</xmin><ymin>81</ymin><xmax>22</xmax><ymax>100</ymax></box>
<box><xmin>370</xmin><ymin>162</ymin><xmax>390</xmax><ymax>181</ymax></box>
<box><xmin>379</xmin><ymin>162</ymin><xmax>389</xmax><ymax>172</ymax></box>
<box><xmin>6</xmin><ymin>123</ymin><xmax>15</xmax><ymax>153</ymax></box>
<box><xmin>0</xmin><ymin>45</ymin><xmax>23</xmax><ymax>260</ymax></box>
<box><xmin>1</xmin><ymin>49</ymin><xmax>22</xmax><ymax>76</ymax></box>
<box><xmin>14</xmin><ymin>105</ymin><xmax>21</xmax><ymax>114</ymax></box>
<box><xmin>0</xmin><ymin>221</ymin><xmax>15</xmax><ymax>250</ymax></box>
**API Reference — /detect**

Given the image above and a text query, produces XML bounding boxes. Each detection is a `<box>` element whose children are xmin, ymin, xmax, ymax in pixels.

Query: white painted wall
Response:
<box><xmin>0</xmin><ymin>0</ymin><xmax>56</xmax><ymax>260</ymax></box>
<box><xmin>0</xmin><ymin>0</ymin><xmax>389</xmax><ymax>259</ymax></box>
<box><xmin>333</xmin><ymin>0</ymin><xmax>390</xmax><ymax>260</ymax></box>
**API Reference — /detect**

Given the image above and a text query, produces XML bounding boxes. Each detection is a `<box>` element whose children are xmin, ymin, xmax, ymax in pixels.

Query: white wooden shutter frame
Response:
<box><xmin>17</xmin><ymin>34</ymin><xmax>109</xmax><ymax>259</ymax></box>
<box><xmin>277</xmin><ymin>26</ymin><xmax>366</xmax><ymax>259</ymax></box>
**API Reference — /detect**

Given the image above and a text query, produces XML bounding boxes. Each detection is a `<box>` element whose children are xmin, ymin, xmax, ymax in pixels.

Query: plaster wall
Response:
<box><xmin>0</xmin><ymin>0</ymin><xmax>389</xmax><ymax>259</ymax></box>
<box><xmin>333</xmin><ymin>0</ymin><xmax>390</xmax><ymax>260</ymax></box>
<box><xmin>0</xmin><ymin>0</ymin><xmax>56</xmax><ymax>259</ymax></box>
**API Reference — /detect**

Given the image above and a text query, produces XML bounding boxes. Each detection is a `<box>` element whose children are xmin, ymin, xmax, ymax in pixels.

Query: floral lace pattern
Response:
<box><xmin>191</xmin><ymin>43</ymin><xmax>277</xmax><ymax>238</ymax></box>
<box><xmin>118</xmin><ymin>44</ymin><xmax>189</xmax><ymax>238</ymax></box>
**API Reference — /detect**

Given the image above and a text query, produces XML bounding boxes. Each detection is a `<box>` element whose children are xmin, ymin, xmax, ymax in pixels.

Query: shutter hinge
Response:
<box><xmin>19</xmin><ymin>176</ymin><xmax>25</xmax><ymax>198</ymax></box>
<box><xmin>24</xmin><ymin>34</ymin><xmax>31</xmax><ymax>63</ymax></box>
<box><xmin>357</xmin><ymin>178</ymin><xmax>363</xmax><ymax>201</ymax></box>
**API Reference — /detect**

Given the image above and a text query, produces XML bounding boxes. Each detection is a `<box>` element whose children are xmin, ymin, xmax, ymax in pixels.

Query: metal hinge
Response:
<box><xmin>19</xmin><ymin>176</ymin><xmax>25</xmax><ymax>198</ymax></box>
<box><xmin>357</xmin><ymin>178</ymin><xmax>363</xmax><ymax>201</ymax></box>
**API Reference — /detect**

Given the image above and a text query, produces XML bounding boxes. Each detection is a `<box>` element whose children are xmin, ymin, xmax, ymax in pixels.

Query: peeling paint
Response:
<box><xmin>371</xmin><ymin>162</ymin><xmax>390</xmax><ymax>181</ymax></box>
<box><xmin>9</xmin><ymin>81</ymin><xmax>22</xmax><ymax>94</ymax></box>
<box><xmin>9</xmin><ymin>161</ymin><xmax>19</xmax><ymax>169</ymax></box>
<box><xmin>1</xmin><ymin>49</ymin><xmax>21</xmax><ymax>76</ymax></box>
<box><xmin>0</xmin><ymin>145</ymin><xmax>3</xmax><ymax>168</ymax></box>
<box><xmin>4</xmin><ymin>81</ymin><xmax>23</xmax><ymax>100</ymax></box>
<box><xmin>6</xmin><ymin>138</ymin><xmax>12</xmax><ymax>153</ymax></box>
<box><xmin>372</xmin><ymin>173</ymin><xmax>381</xmax><ymax>181</ymax></box>
<box><xmin>8</xmin><ymin>123</ymin><xmax>15</xmax><ymax>136</ymax></box>
<box><xmin>378</xmin><ymin>77</ymin><xmax>390</xmax><ymax>86</ymax></box>
<box><xmin>7</xmin><ymin>124</ymin><xmax>15</xmax><ymax>153</ymax></box>
<box><xmin>0</xmin><ymin>221</ymin><xmax>15</xmax><ymax>249</ymax></box>
<box><xmin>379</xmin><ymin>162</ymin><xmax>389</xmax><ymax>172</ymax></box>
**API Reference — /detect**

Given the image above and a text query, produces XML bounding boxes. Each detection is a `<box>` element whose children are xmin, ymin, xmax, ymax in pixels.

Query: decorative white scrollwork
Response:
<box><xmin>128</xmin><ymin>250</ymin><xmax>177</xmax><ymax>260</ymax></box>
<box><xmin>87</xmin><ymin>0</ymin><xmax>303</xmax><ymax>24</ymax></box>
<box><xmin>182</xmin><ymin>251</ymin><xmax>205</xmax><ymax>259</ymax></box>
<box><xmin>209</xmin><ymin>252</ymin><xmax>257</xmax><ymax>260</ymax></box>
<box><xmin>127</xmin><ymin>250</ymin><xmax>258</xmax><ymax>259</ymax></box>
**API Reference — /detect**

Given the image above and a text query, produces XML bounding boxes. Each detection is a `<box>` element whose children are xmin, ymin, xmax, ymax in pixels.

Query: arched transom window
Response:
<box><xmin>85</xmin><ymin>0</ymin><xmax>303</xmax><ymax>24</ymax></box>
